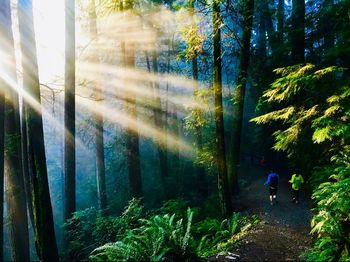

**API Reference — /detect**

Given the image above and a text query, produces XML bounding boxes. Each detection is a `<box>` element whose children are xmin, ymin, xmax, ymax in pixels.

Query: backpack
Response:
<box><xmin>270</xmin><ymin>175</ymin><xmax>278</xmax><ymax>187</ymax></box>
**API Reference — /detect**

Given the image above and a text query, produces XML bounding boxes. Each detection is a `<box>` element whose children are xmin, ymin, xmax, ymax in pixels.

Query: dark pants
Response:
<box><xmin>292</xmin><ymin>189</ymin><xmax>299</xmax><ymax>202</ymax></box>
<box><xmin>269</xmin><ymin>186</ymin><xmax>278</xmax><ymax>196</ymax></box>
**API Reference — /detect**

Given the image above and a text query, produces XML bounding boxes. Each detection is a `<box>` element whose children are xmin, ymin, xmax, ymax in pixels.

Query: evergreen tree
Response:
<box><xmin>0</xmin><ymin>25</ymin><xmax>5</xmax><ymax>262</ymax></box>
<box><xmin>0</xmin><ymin>1</ymin><xmax>29</xmax><ymax>260</ymax></box>
<box><xmin>88</xmin><ymin>0</ymin><xmax>108</xmax><ymax>213</ymax></box>
<box><xmin>151</xmin><ymin>51</ymin><xmax>169</xmax><ymax>197</ymax></box>
<box><xmin>229</xmin><ymin>0</ymin><xmax>254</xmax><ymax>193</ymax></box>
<box><xmin>17</xmin><ymin>0</ymin><xmax>59</xmax><ymax>260</ymax></box>
<box><xmin>65</xmin><ymin>0</ymin><xmax>76</xmax><ymax>220</ymax></box>
<box><xmin>122</xmin><ymin>0</ymin><xmax>143</xmax><ymax>198</ymax></box>
<box><xmin>212</xmin><ymin>0</ymin><xmax>232</xmax><ymax>217</ymax></box>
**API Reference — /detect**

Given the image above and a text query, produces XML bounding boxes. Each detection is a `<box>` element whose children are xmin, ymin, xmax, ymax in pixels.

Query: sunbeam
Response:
<box><xmin>76</xmin><ymin>94</ymin><xmax>194</xmax><ymax>156</ymax></box>
<box><xmin>0</xmin><ymin>70</ymin><xmax>89</xmax><ymax>153</ymax></box>
<box><xmin>75</xmin><ymin>70</ymin><xmax>207</xmax><ymax>111</ymax></box>
<box><xmin>77</xmin><ymin>61</ymin><xmax>200</xmax><ymax>92</ymax></box>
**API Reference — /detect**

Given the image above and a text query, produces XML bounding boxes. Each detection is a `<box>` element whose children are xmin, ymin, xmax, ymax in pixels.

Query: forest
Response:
<box><xmin>0</xmin><ymin>0</ymin><xmax>349</xmax><ymax>261</ymax></box>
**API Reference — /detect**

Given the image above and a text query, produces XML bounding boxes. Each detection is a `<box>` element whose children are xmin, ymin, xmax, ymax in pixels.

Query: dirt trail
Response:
<box><xmin>232</xmin><ymin>165</ymin><xmax>313</xmax><ymax>261</ymax></box>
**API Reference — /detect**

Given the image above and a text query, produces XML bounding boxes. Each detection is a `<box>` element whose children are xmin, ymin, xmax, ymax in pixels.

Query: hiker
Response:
<box><xmin>289</xmin><ymin>173</ymin><xmax>304</xmax><ymax>204</ymax></box>
<box><xmin>264</xmin><ymin>170</ymin><xmax>279</xmax><ymax>205</ymax></box>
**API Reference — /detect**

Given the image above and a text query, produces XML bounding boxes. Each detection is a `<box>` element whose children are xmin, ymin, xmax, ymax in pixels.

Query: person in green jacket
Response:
<box><xmin>289</xmin><ymin>173</ymin><xmax>304</xmax><ymax>204</ymax></box>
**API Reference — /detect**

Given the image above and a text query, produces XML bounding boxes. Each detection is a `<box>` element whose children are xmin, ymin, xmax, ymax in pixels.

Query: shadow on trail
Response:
<box><xmin>231</xmin><ymin>164</ymin><xmax>313</xmax><ymax>261</ymax></box>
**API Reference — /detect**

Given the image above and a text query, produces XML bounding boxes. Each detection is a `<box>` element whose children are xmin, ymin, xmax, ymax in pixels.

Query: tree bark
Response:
<box><xmin>125</xmin><ymin>51</ymin><xmax>142</xmax><ymax>198</ymax></box>
<box><xmin>122</xmin><ymin>2</ymin><xmax>143</xmax><ymax>199</ymax></box>
<box><xmin>151</xmin><ymin>52</ymin><xmax>169</xmax><ymax>197</ymax></box>
<box><xmin>277</xmin><ymin>0</ymin><xmax>284</xmax><ymax>44</ymax></box>
<box><xmin>0</xmin><ymin>1</ymin><xmax>30</xmax><ymax>260</ymax></box>
<box><xmin>257</xmin><ymin>3</ymin><xmax>267</xmax><ymax>59</ymax></box>
<box><xmin>17</xmin><ymin>1</ymin><xmax>59</xmax><ymax>260</ymax></box>
<box><xmin>212</xmin><ymin>0</ymin><xmax>232</xmax><ymax>217</ymax></box>
<box><xmin>64</xmin><ymin>0</ymin><xmax>76</xmax><ymax>220</ymax></box>
<box><xmin>88</xmin><ymin>0</ymin><xmax>107</xmax><ymax>213</ymax></box>
<box><xmin>0</xmin><ymin>44</ymin><xmax>5</xmax><ymax>262</ymax></box>
<box><xmin>261</xmin><ymin>0</ymin><xmax>274</xmax><ymax>56</ymax></box>
<box><xmin>291</xmin><ymin>0</ymin><xmax>305</xmax><ymax>63</ymax></box>
<box><xmin>228</xmin><ymin>0</ymin><xmax>254</xmax><ymax>194</ymax></box>
<box><xmin>274</xmin><ymin>0</ymin><xmax>285</xmax><ymax>64</ymax></box>
<box><xmin>20</xmin><ymin>104</ymin><xmax>34</xmax><ymax>227</ymax></box>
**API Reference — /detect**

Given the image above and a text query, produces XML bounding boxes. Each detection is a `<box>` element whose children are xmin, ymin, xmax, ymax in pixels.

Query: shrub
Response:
<box><xmin>64</xmin><ymin>198</ymin><xmax>143</xmax><ymax>260</ymax></box>
<box><xmin>89</xmin><ymin>201</ymin><xmax>256</xmax><ymax>261</ymax></box>
<box><xmin>90</xmin><ymin>208</ymin><xmax>196</xmax><ymax>261</ymax></box>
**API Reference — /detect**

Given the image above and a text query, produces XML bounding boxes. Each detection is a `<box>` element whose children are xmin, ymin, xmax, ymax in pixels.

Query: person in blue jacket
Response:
<box><xmin>264</xmin><ymin>170</ymin><xmax>279</xmax><ymax>205</ymax></box>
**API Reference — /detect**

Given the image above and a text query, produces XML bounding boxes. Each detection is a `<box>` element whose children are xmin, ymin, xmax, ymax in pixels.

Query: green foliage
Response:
<box><xmin>64</xmin><ymin>198</ymin><xmax>143</xmax><ymax>260</ymax></box>
<box><xmin>184</xmin><ymin>88</ymin><xmax>218</xmax><ymax>173</ymax></box>
<box><xmin>251</xmin><ymin>64</ymin><xmax>348</xmax><ymax>160</ymax></box>
<box><xmin>64</xmin><ymin>207</ymin><xmax>98</xmax><ymax>259</ymax></box>
<box><xmin>178</xmin><ymin>16</ymin><xmax>205</xmax><ymax>60</ymax></box>
<box><xmin>157</xmin><ymin>198</ymin><xmax>190</xmax><ymax>218</ymax></box>
<box><xmin>194</xmin><ymin>213</ymin><xmax>239</xmax><ymax>257</ymax></box>
<box><xmin>184</xmin><ymin>88</ymin><xmax>211</xmax><ymax>132</ymax></box>
<box><xmin>252</xmin><ymin>64</ymin><xmax>350</xmax><ymax>261</ymax></box>
<box><xmin>193</xmin><ymin>213</ymin><xmax>259</xmax><ymax>258</ymax></box>
<box><xmin>90</xmin><ymin>208</ymin><xmax>195</xmax><ymax>261</ymax></box>
<box><xmin>88</xmin><ymin>199</ymin><xmax>255</xmax><ymax>261</ymax></box>
<box><xmin>304</xmin><ymin>148</ymin><xmax>350</xmax><ymax>262</ymax></box>
<box><xmin>90</xmin><ymin>207</ymin><xmax>196</xmax><ymax>261</ymax></box>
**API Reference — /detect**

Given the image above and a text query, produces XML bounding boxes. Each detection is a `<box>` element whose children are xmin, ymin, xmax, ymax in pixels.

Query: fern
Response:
<box><xmin>90</xmin><ymin>208</ymin><xmax>196</xmax><ymax>261</ymax></box>
<box><xmin>90</xmin><ymin>205</ymin><xmax>255</xmax><ymax>261</ymax></box>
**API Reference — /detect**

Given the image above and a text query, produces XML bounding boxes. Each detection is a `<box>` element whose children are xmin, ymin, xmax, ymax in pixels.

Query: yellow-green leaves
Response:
<box><xmin>263</xmin><ymin>64</ymin><xmax>315</xmax><ymax>103</ymax></box>
<box><xmin>250</xmin><ymin>106</ymin><xmax>295</xmax><ymax>124</ymax></box>
<box><xmin>252</xmin><ymin>64</ymin><xmax>349</xmax><ymax>157</ymax></box>
<box><xmin>312</xmin><ymin>127</ymin><xmax>332</xmax><ymax>144</ymax></box>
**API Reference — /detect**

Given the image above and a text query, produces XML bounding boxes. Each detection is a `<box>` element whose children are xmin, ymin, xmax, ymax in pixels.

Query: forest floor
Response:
<box><xmin>230</xmin><ymin>164</ymin><xmax>313</xmax><ymax>261</ymax></box>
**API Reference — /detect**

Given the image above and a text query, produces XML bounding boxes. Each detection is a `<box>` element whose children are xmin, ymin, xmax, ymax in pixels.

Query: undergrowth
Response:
<box><xmin>64</xmin><ymin>198</ymin><xmax>259</xmax><ymax>261</ymax></box>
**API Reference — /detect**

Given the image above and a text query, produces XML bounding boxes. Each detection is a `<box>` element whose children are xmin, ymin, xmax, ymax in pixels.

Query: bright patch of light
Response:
<box><xmin>32</xmin><ymin>0</ymin><xmax>65</xmax><ymax>84</ymax></box>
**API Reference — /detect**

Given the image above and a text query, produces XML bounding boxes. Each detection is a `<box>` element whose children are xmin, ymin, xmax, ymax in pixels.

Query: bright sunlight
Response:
<box><xmin>1</xmin><ymin>0</ymin><xmax>349</xmax><ymax>261</ymax></box>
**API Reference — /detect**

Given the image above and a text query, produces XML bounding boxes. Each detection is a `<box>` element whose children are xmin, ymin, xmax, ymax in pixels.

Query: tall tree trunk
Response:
<box><xmin>261</xmin><ymin>0</ymin><xmax>275</xmax><ymax>56</ymax></box>
<box><xmin>212</xmin><ymin>0</ymin><xmax>232</xmax><ymax>217</ymax></box>
<box><xmin>125</xmin><ymin>46</ymin><xmax>142</xmax><ymax>198</ymax></box>
<box><xmin>151</xmin><ymin>52</ymin><xmax>169</xmax><ymax>197</ymax></box>
<box><xmin>4</xmin><ymin>94</ymin><xmax>30</xmax><ymax>262</ymax></box>
<box><xmin>89</xmin><ymin>0</ymin><xmax>107</xmax><ymax>213</ymax></box>
<box><xmin>64</xmin><ymin>0</ymin><xmax>76</xmax><ymax>220</ymax></box>
<box><xmin>274</xmin><ymin>0</ymin><xmax>285</xmax><ymax>64</ymax></box>
<box><xmin>0</xmin><ymin>1</ymin><xmax>30</xmax><ymax>260</ymax></box>
<box><xmin>17</xmin><ymin>1</ymin><xmax>59</xmax><ymax>260</ymax></box>
<box><xmin>20</xmin><ymin>105</ymin><xmax>34</xmax><ymax>227</ymax></box>
<box><xmin>228</xmin><ymin>0</ymin><xmax>254</xmax><ymax>193</ymax></box>
<box><xmin>257</xmin><ymin>5</ymin><xmax>267</xmax><ymax>59</ymax></box>
<box><xmin>291</xmin><ymin>0</ymin><xmax>305</xmax><ymax>63</ymax></box>
<box><xmin>0</xmin><ymin>48</ymin><xmax>5</xmax><ymax>262</ymax></box>
<box><xmin>277</xmin><ymin>0</ymin><xmax>284</xmax><ymax>44</ymax></box>
<box><xmin>122</xmin><ymin>2</ymin><xmax>143</xmax><ymax>199</ymax></box>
